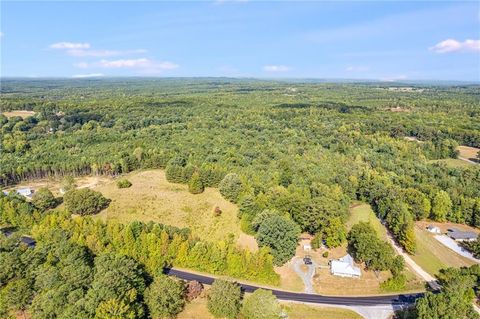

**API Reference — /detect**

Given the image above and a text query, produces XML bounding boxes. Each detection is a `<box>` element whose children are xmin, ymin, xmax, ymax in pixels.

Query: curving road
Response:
<box><xmin>164</xmin><ymin>268</ymin><xmax>424</xmax><ymax>307</ymax></box>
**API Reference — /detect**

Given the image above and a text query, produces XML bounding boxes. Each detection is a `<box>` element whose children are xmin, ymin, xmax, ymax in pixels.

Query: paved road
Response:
<box><xmin>164</xmin><ymin>268</ymin><xmax>423</xmax><ymax>306</ymax></box>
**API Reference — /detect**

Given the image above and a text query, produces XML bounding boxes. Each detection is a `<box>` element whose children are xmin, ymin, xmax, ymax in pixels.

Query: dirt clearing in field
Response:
<box><xmin>458</xmin><ymin>145</ymin><xmax>479</xmax><ymax>163</ymax></box>
<box><xmin>2</xmin><ymin>110</ymin><xmax>36</xmax><ymax>118</ymax></box>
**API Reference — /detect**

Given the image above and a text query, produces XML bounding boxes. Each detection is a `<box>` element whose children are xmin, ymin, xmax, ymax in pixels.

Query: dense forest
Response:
<box><xmin>1</xmin><ymin>79</ymin><xmax>479</xmax><ymax>253</ymax></box>
<box><xmin>0</xmin><ymin>79</ymin><xmax>479</xmax><ymax>318</ymax></box>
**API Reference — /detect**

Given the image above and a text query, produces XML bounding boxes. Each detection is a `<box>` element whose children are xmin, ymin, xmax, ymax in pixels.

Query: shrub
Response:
<box><xmin>322</xmin><ymin>251</ymin><xmax>329</xmax><ymax>258</ymax></box>
<box><xmin>32</xmin><ymin>188</ymin><xmax>57</xmax><ymax>210</ymax></box>
<box><xmin>218</xmin><ymin>173</ymin><xmax>243</xmax><ymax>203</ymax></box>
<box><xmin>64</xmin><ymin>188</ymin><xmax>110</xmax><ymax>215</ymax></box>
<box><xmin>188</xmin><ymin>172</ymin><xmax>204</xmax><ymax>194</ymax></box>
<box><xmin>116</xmin><ymin>178</ymin><xmax>132</xmax><ymax>189</ymax></box>
<box><xmin>214</xmin><ymin>206</ymin><xmax>222</xmax><ymax>217</ymax></box>
<box><xmin>185</xmin><ymin>281</ymin><xmax>203</xmax><ymax>301</ymax></box>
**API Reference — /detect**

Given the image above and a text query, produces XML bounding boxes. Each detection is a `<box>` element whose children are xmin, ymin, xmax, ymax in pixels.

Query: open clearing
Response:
<box><xmin>6</xmin><ymin>175</ymin><xmax>110</xmax><ymax>197</ymax></box>
<box><xmin>458</xmin><ymin>145</ymin><xmax>480</xmax><ymax>163</ymax></box>
<box><xmin>347</xmin><ymin>203</ymin><xmax>388</xmax><ymax>241</ymax></box>
<box><xmin>282</xmin><ymin>303</ymin><xmax>363</xmax><ymax>319</ymax></box>
<box><xmin>92</xmin><ymin>170</ymin><xmax>246</xmax><ymax>243</ymax></box>
<box><xmin>178</xmin><ymin>295</ymin><xmax>362</xmax><ymax>319</ymax></box>
<box><xmin>411</xmin><ymin>222</ymin><xmax>476</xmax><ymax>276</ymax></box>
<box><xmin>2</xmin><ymin>110</ymin><xmax>36</xmax><ymax>118</ymax></box>
<box><xmin>429</xmin><ymin>158</ymin><xmax>474</xmax><ymax>168</ymax></box>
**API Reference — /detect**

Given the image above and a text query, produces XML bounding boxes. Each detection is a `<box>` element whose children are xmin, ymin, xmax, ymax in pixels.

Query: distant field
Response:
<box><xmin>2</xmin><ymin>110</ymin><xmax>36</xmax><ymax>118</ymax></box>
<box><xmin>411</xmin><ymin>223</ymin><xmax>475</xmax><ymax>276</ymax></box>
<box><xmin>429</xmin><ymin>158</ymin><xmax>474</xmax><ymax>168</ymax></box>
<box><xmin>347</xmin><ymin>203</ymin><xmax>388</xmax><ymax>241</ymax></box>
<box><xmin>92</xmin><ymin>170</ymin><xmax>245</xmax><ymax>243</ymax></box>
<box><xmin>458</xmin><ymin>145</ymin><xmax>480</xmax><ymax>163</ymax></box>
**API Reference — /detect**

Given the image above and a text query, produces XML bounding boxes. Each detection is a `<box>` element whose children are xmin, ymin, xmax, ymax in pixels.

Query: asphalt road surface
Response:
<box><xmin>164</xmin><ymin>268</ymin><xmax>424</xmax><ymax>306</ymax></box>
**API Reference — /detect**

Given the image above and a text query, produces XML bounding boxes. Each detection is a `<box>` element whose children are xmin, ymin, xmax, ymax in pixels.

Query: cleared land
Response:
<box><xmin>429</xmin><ymin>158</ymin><xmax>474</xmax><ymax>168</ymax></box>
<box><xmin>458</xmin><ymin>145</ymin><xmax>480</xmax><ymax>163</ymax></box>
<box><xmin>178</xmin><ymin>295</ymin><xmax>362</xmax><ymax>319</ymax></box>
<box><xmin>92</xmin><ymin>170</ymin><xmax>246</xmax><ymax>243</ymax></box>
<box><xmin>6</xmin><ymin>175</ymin><xmax>110</xmax><ymax>197</ymax></box>
<box><xmin>2</xmin><ymin>110</ymin><xmax>36</xmax><ymax>118</ymax></box>
<box><xmin>347</xmin><ymin>203</ymin><xmax>388</xmax><ymax>241</ymax></box>
<box><xmin>282</xmin><ymin>303</ymin><xmax>363</xmax><ymax>319</ymax></box>
<box><xmin>411</xmin><ymin>222</ymin><xmax>476</xmax><ymax>276</ymax></box>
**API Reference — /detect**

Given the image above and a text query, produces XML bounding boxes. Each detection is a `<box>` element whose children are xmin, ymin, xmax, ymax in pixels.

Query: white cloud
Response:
<box><xmin>346</xmin><ymin>66</ymin><xmax>370</xmax><ymax>72</ymax></box>
<box><xmin>50</xmin><ymin>42</ymin><xmax>91</xmax><ymax>49</ymax></box>
<box><xmin>72</xmin><ymin>73</ymin><xmax>104</xmax><ymax>78</ymax></box>
<box><xmin>67</xmin><ymin>48</ymin><xmax>147</xmax><ymax>57</ymax></box>
<box><xmin>430</xmin><ymin>39</ymin><xmax>480</xmax><ymax>53</ymax></box>
<box><xmin>99</xmin><ymin>58</ymin><xmax>150</xmax><ymax>68</ymax></box>
<box><xmin>263</xmin><ymin>65</ymin><xmax>290</xmax><ymax>72</ymax></box>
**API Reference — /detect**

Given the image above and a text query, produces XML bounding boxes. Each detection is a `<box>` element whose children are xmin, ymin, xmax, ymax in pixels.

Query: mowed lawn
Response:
<box><xmin>178</xmin><ymin>295</ymin><xmax>362</xmax><ymax>319</ymax></box>
<box><xmin>411</xmin><ymin>224</ymin><xmax>476</xmax><ymax>276</ymax></box>
<box><xmin>93</xmin><ymin>170</ymin><xmax>242</xmax><ymax>243</ymax></box>
<box><xmin>347</xmin><ymin>202</ymin><xmax>388</xmax><ymax>241</ymax></box>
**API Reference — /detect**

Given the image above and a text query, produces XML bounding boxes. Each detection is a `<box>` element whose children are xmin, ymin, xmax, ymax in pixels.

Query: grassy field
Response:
<box><xmin>178</xmin><ymin>296</ymin><xmax>362</xmax><ymax>319</ymax></box>
<box><xmin>92</xmin><ymin>170</ymin><xmax>244</xmax><ymax>243</ymax></box>
<box><xmin>411</xmin><ymin>223</ymin><xmax>475</xmax><ymax>276</ymax></box>
<box><xmin>282</xmin><ymin>303</ymin><xmax>363</xmax><ymax>319</ymax></box>
<box><xmin>347</xmin><ymin>203</ymin><xmax>388</xmax><ymax>241</ymax></box>
<box><xmin>2</xmin><ymin>110</ymin><xmax>36</xmax><ymax>118</ymax></box>
<box><xmin>429</xmin><ymin>158</ymin><xmax>474</xmax><ymax>168</ymax></box>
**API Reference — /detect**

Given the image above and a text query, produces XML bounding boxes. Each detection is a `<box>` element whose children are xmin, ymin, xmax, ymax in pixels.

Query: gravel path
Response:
<box><xmin>292</xmin><ymin>257</ymin><xmax>316</xmax><ymax>293</ymax></box>
<box><xmin>385</xmin><ymin>231</ymin><xmax>441</xmax><ymax>290</ymax></box>
<box><xmin>434</xmin><ymin>235</ymin><xmax>479</xmax><ymax>263</ymax></box>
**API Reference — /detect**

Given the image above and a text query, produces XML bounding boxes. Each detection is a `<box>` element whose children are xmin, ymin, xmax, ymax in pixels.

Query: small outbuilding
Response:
<box><xmin>303</xmin><ymin>243</ymin><xmax>312</xmax><ymax>252</ymax></box>
<box><xmin>16</xmin><ymin>188</ymin><xmax>34</xmax><ymax>198</ymax></box>
<box><xmin>447</xmin><ymin>228</ymin><xmax>477</xmax><ymax>242</ymax></box>
<box><xmin>427</xmin><ymin>225</ymin><xmax>441</xmax><ymax>234</ymax></box>
<box><xmin>330</xmin><ymin>254</ymin><xmax>361</xmax><ymax>278</ymax></box>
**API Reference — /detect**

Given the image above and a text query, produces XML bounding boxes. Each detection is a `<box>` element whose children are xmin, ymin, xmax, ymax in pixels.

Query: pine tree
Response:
<box><xmin>188</xmin><ymin>172</ymin><xmax>204</xmax><ymax>194</ymax></box>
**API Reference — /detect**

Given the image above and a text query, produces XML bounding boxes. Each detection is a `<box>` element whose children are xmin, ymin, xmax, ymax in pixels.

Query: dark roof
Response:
<box><xmin>19</xmin><ymin>236</ymin><xmax>36</xmax><ymax>247</ymax></box>
<box><xmin>447</xmin><ymin>229</ymin><xmax>477</xmax><ymax>240</ymax></box>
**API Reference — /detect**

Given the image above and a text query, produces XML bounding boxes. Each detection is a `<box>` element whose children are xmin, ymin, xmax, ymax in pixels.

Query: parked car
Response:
<box><xmin>303</xmin><ymin>255</ymin><xmax>312</xmax><ymax>265</ymax></box>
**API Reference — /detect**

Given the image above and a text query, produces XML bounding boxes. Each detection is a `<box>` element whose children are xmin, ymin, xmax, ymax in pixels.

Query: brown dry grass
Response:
<box><xmin>2</xmin><ymin>110</ymin><xmax>36</xmax><ymax>118</ymax></box>
<box><xmin>92</xmin><ymin>170</ymin><xmax>242</xmax><ymax>243</ymax></box>
<box><xmin>282</xmin><ymin>303</ymin><xmax>363</xmax><ymax>319</ymax></box>
<box><xmin>458</xmin><ymin>145</ymin><xmax>480</xmax><ymax>162</ymax></box>
<box><xmin>6</xmin><ymin>175</ymin><xmax>110</xmax><ymax>197</ymax></box>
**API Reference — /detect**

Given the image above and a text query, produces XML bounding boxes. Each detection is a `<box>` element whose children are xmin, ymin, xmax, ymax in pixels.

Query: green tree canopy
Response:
<box><xmin>64</xmin><ymin>188</ymin><xmax>110</xmax><ymax>215</ymax></box>
<box><xmin>207</xmin><ymin>279</ymin><xmax>241</xmax><ymax>319</ymax></box>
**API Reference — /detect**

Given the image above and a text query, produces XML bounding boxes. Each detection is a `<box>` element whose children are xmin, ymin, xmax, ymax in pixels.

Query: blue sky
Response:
<box><xmin>1</xmin><ymin>1</ymin><xmax>479</xmax><ymax>80</ymax></box>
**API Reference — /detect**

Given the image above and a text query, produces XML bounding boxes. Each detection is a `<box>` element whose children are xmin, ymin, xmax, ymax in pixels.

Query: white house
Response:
<box><xmin>330</xmin><ymin>254</ymin><xmax>361</xmax><ymax>278</ymax></box>
<box><xmin>17</xmin><ymin>188</ymin><xmax>34</xmax><ymax>198</ymax></box>
<box><xmin>303</xmin><ymin>243</ymin><xmax>312</xmax><ymax>252</ymax></box>
<box><xmin>427</xmin><ymin>225</ymin><xmax>441</xmax><ymax>234</ymax></box>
